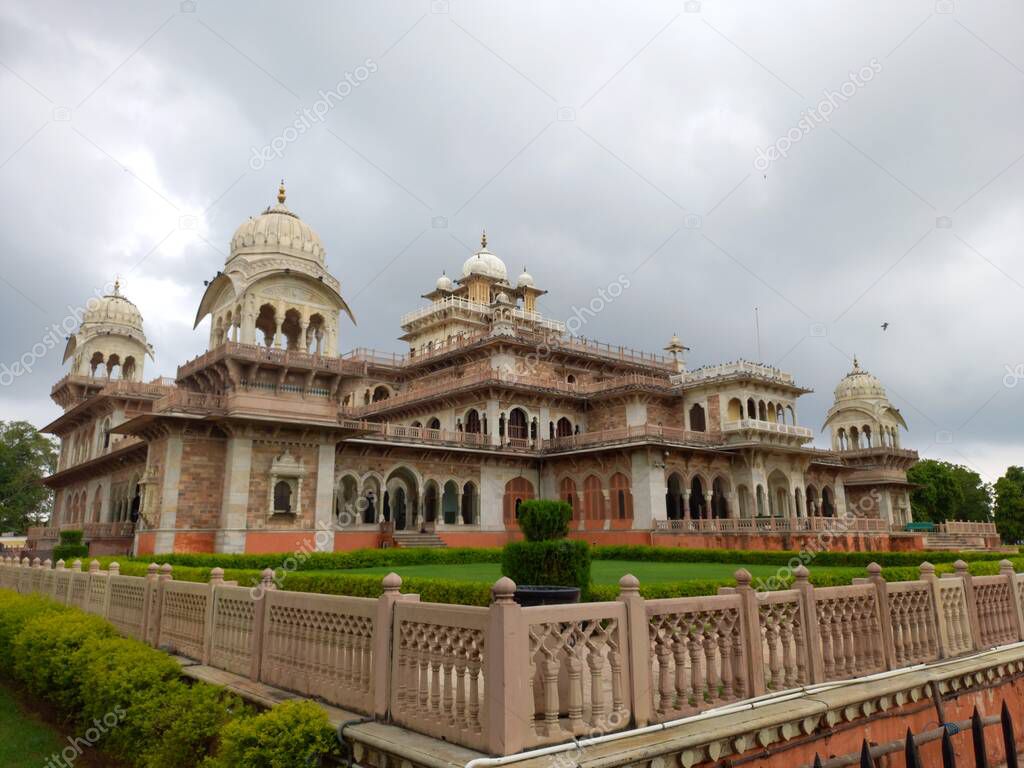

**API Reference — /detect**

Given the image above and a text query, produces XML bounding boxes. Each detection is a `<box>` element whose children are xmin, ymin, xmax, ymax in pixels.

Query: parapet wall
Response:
<box><xmin>3</xmin><ymin>554</ymin><xmax>1024</xmax><ymax>759</ymax></box>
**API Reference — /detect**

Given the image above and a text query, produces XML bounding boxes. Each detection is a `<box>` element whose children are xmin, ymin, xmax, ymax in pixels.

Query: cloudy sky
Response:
<box><xmin>1</xmin><ymin>0</ymin><xmax>1021</xmax><ymax>481</ymax></box>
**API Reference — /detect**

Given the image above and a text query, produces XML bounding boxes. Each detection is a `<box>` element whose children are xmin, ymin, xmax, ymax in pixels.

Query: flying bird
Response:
<box><xmin>881</xmin><ymin>322</ymin><xmax>889</xmax><ymax>331</ymax></box>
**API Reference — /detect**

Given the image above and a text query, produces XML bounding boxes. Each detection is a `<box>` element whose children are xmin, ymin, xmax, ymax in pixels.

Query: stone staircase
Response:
<box><xmin>923</xmin><ymin>532</ymin><xmax>991</xmax><ymax>551</ymax></box>
<box><xmin>392</xmin><ymin>530</ymin><xmax>447</xmax><ymax>548</ymax></box>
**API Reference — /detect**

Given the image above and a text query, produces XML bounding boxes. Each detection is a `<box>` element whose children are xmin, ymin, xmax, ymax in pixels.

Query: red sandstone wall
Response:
<box><xmin>175</xmin><ymin>436</ymin><xmax>227</xmax><ymax>529</ymax></box>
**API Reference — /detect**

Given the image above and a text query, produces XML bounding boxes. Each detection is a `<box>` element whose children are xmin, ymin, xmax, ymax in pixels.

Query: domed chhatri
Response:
<box><xmin>62</xmin><ymin>279</ymin><xmax>153</xmax><ymax>381</ymax></box>
<box><xmin>229</xmin><ymin>180</ymin><xmax>326</xmax><ymax>265</ymax></box>
<box><xmin>516</xmin><ymin>267</ymin><xmax>534</xmax><ymax>288</ymax></box>
<box><xmin>195</xmin><ymin>182</ymin><xmax>354</xmax><ymax>356</ymax></box>
<box><xmin>823</xmin><ymin>356</ymin><xmax>907</xmax><ymax>453</ymax></box>
<box><xmin>435</xmin><ymin>272</ymin><xmax>454</xmax><ymax>292</ymax></box>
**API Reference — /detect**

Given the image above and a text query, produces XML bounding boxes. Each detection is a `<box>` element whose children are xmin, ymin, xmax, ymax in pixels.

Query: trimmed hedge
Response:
<box><xmin>590</xmin><ymin>545</ymin><xmax>1010</xmax><ymax>568</ymax></box>
<box><xmin>502</xmin><ymin>539</ymin><xmax>592</xmax><ymax>596</ymax></box>
<box><xmin>0</xmin><ymin>589</ymin><xmax>341</xmax><ymax>767</ymax></box>
<box><xmin>517</xmin><ymin>500</ymin><xmax>572</xmax><ymax>541</ymax></box>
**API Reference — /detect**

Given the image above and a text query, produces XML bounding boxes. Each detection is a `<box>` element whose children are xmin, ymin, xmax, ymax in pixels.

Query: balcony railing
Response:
<box><xmin>723</xmin><ymin>419</ymin><xmax>813</xmax><ymax>439</ymax></box>
<box><xmin>938</xmin><ymin>521</ymin><xmax>998</xmax><ymax>535</ymax></box>
<box><xmin>654</xmin><ymin>516</ymin><xmax>891</xmax><ymax>533</ymax></box>
<box><xmin>680</xmin><ymin>360</ymin><xmax>797</xmax><ymax>385</ymax></box>
<box><xmin>178</xmin><ymin>342</ymin><xmax>367</xmax><ymax>380</ymax></box>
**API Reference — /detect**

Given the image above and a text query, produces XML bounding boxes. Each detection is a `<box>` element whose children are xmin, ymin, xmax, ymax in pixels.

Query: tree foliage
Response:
<box><xmin>0</xmin><ymin>420</ymin><xmax>57</xmax><ymax>533</ymax></box>
<box><xmin>906</xmin><ymin>459</ymin><xmax>992</xmax><ymax>524</ymax></box>
<box><xmin>994</xmin><ymin>466</ymin><xmax>1024</xmax><ymax>544</ymax></box>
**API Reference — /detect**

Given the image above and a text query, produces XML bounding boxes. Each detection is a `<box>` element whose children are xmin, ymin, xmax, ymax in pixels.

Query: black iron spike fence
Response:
<box><xmin>810</xmin><ymin>700</ymin><xmax>1021</xmax><ymax>768</ymax></box>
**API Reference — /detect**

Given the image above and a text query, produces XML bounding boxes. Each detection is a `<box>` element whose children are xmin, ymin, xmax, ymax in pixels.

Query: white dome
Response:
<box><xmin>461</xmin><ymin>231</ymin><xmax>507</xmax><ymax>280</ymax></box>
<box><xmin>834</xmin><ymin>357</ymin><xmax>886</xmax><ymax>400</ymax></box>
<box><xmin>435</xmin><ymin>273</ymin><xmax>454</xmax><ymax>291</ymax></box>
<box><xmin>516</xmin><ymin>268</ymin><xmax>534</xmax><ymax>288</ymax></box>
<box><xmin>229</xmin><ymin>183</ymin><xmax>325</xmax><ymax>265</ymax></box>
<box><xmin>83</xmin><ymin>282</ymin><xmax>144</xmax><ymax>332</ymax></box>
<box><xmin>495</xmin><ymin>291</ymin><xmax>511</xmax><ymax>304</ymax></box>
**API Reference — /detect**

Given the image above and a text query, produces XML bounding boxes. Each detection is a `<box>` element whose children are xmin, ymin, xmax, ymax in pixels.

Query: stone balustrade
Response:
<box><xmin>5</xmin><ymin>555</ymin><xmax>1024</xmax><ymax>756</ymax></box>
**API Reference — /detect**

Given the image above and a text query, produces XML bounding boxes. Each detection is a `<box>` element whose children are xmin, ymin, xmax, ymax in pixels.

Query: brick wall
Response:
<box><xmin>175</xmin><ymin>435</ymin><xmax>227</xmax><ymax>530</ymax></box>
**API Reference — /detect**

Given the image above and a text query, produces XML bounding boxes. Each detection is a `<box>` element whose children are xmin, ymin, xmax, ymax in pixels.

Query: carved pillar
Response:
<box><xmin>154</xmin><ymin>432</ymin><xmax>183</xmax><ymax>555</ymax></box>
<box><xmin>313</xmin><ymin>440</ymin><xmax>336</xmax><ymax>552</ymax></box>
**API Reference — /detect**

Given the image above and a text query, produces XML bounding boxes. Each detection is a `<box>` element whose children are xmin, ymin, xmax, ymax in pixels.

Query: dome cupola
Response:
<box><xmin>461</xmin><ymin>230</ymin><xmax>507</xmax><ymax>281</ymax></box>
<box><xmin>229</xmin><ymin>181</ymin><xmax>326</xmax><ymax>265</ymax></box>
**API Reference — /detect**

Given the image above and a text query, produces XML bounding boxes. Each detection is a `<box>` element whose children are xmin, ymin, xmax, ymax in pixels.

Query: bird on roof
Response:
<box><xmin>881</xmin><ymin>322</ymin><xmax>889</xmax><ymax>331</ymax></box>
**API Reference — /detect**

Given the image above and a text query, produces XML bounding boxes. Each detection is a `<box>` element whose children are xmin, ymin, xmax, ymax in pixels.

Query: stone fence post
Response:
<box><xmin>867</xmin><ymin>563</ymin><xmax>897</xmax><ymax>670</ymax></box>
<box><xmin>202</xmin><ymin>567</ymin><xmax>224</xmax><ymax>664</ymax></box>
<box><xmin>949</xmin><ymin>559</ymin><xmax>982</xmax><ymax>651</ymax></box>
<box><xmin>148</xmin><ymin>564</ymin><xmax>173</xmax><ymax>646</ymax></box>
<box><xmin>732</xmin><ymin>569</ymin><xmax>767</xmax><ymax>696</ymax></box>
<box><xmin>792</xmin><ymin>565</ymin><xmax>825</xmax><ymax>684</ymax></box>
<box><xmin>920</xmin><ymin>562</ymin><xmax>956</xmax><ymax>658</ymax></box>
<box><xmin>1001</xmin><ymin>560</ymin><xmax>1024</xmax><ymax>642</ymax></box>
<box><xmin>618</xmin><ymin>574</ymin><xmax>652</xmax><ymax>727</ymax></box>
<box><xmin>373</xmin><ymin>571</ymin><xmax>418</xmax><ymax>719</ymax></box>
<box><xmin>486</xmin><ymin>577</ymin><xmax>528</xmax><ymax>756</ymax></box>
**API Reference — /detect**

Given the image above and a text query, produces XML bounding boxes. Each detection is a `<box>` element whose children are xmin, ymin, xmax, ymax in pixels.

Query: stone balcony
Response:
<box><xmin>722</xmin><ymin>418</ymin><xmax>814</xmax><ymax>445</ymax></box>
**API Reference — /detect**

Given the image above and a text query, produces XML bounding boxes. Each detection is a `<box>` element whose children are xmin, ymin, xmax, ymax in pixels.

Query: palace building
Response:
<box><xmin>32</xmin><ymin>184</ymin><xmax>940</xmax><ymax>557</ymax></box>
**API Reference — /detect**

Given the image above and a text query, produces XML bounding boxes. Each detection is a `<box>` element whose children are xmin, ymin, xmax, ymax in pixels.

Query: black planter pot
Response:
<box><xmin>512</xmin><ymin>585</ymin><xmax>581</xmax><ymax>606</ymax></box>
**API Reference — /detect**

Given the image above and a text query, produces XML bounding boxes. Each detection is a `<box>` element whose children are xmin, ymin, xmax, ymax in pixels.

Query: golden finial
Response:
<box><xmin>480</xmin><ymin>229</ymin><xmax>487</xmax><ymax>249</ymax></box>
<box><xmin>277</xmin><ymin>179</ymin><xmax>286</xmax><ymax>204</ymax></box>
<box><xmin>113</xmin><ymin>277</ymin><xmax>121</xmax><ymax>296</ymax></box>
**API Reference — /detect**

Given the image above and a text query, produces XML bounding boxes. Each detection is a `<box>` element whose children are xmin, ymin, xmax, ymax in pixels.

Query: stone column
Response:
<box><xmin>99</xmin><ymin>476</ymin><xmax>112</xmax><ymax>523</ymax></box>
<box><xmin>313</xmin><ymin>441</ymin><xmax>336</xmax><ymax>552</ymax></box>
<box><xmin>877</xmin><ymin>487</ymin><xmax>893</xmax><ymax>525</ymax></box>
<box><xmin>631</xmin><ymin>451</ymin><xmax>666</xmax><ymax>529</ymax></box>
<box><xmin>834</xmin><ymin>480</ymin><xmax>849</xmax><ymax>518</ymax></box>
<box><xmin>215</xmin><ymin>436</ymin><xmax>252</xmax><ymax>554</ymax></box>
<box><xmin>485</xmin><ymin>399</ymin><xmax>501</xmax><ymax>447</ymax></box>
<box><xmin>154</xmin><ymin>433</ymin><xmax>183</xmax><ymax>555</ymax></box>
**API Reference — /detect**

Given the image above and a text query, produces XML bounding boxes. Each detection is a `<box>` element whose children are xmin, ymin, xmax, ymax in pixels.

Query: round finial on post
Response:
<box><xmin>492</xmin><ymin>576</ymin><xmax>517</xmax><ymax>603</ymax></box>
<box><xmin>737</xmin><ymin>569</ymin><xmax>753</xmax><ymax>593</ymax></box>
<box><xmin>618</xmin><ymin>573</ymin><xmax>640</xmax><ymax>597</ymax></box>
<box><xmin>108</xmin><ymin>562</ymin><xmax>120</xmax><ymax>576</ymax></box>
<box><xmin>1000</xmin><ymin>559</ymin><xmax>1015</xmax><ymax>576</ymax></box>
<box><xmin>147</xmin><ymin>563</ymin><xmax>159</xmax><ymax>578</ymax></box>
<box><xmin>793</xmin><ymin>565</ymin><xmax>810</xmax><ymax>584</ymax></box>
<box><xmin>867</xmin><ymin>562</ymin><xmax>882</xmax><ymax>578</ymax></box>
<box><xmin>260</xmin><ymin>568</ymin><xmax>276</xmax><ymax>591</ymax></box>
<box><xmin>32</xmin><ymin>557</ymin><xmax>41</xmax><ymax>568</ymax></box>
<box><xmin>382</xmin><ymin>572</ymin><xmax>402</xmax><ymax>593</ymax></box>
<box><xmin>21</xmin><ymin>557</ymin><xmax>29</xmax><ymax>567</ymax></box>
<box><xmin>159</xmin><ymin>563</ymin><xmax>173</xmax><ymax>580</ymax></box>
<box><xmin>56</xmin><ymin>559</ymin><xmax>65</xmax><ymax>570</ymax></box>
<box><xmin>88</xmin><ymin>560</ymin><xmax>100</xmax><ymax>574</ymax></box>
<box><xmin>919</xmin><ymin>561</ymin><xmax>935</xmax><ymax>577</ymax></box>
<box><xmin>209</xmin><ymin>567</ymin><xmax>224</xmax><ymax>586</ymax></box>
<box><xmin>954</xmin><ymin>559</ymin><xmax>969</xmax><ymax>576</ymax></box>
<box><xmin>43</xmin><ymin>559</ymin><xmax>52</xmax><ymax>569</ymax></box>
<box><xmin>72</xmin><ymin>559</ymin><xmax>82</xmax><ymax>572</ymax></box>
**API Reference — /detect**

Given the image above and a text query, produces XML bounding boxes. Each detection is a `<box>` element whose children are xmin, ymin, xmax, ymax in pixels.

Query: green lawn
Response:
<box><xmin>328</xmin><ymin>559</ymin><xmax>846</xmax><ymax>584</ymax></box>
<box><xmin>0</xmin><ymin>683</ymin><xmax>66</xmax><ymax>768</ymax></box>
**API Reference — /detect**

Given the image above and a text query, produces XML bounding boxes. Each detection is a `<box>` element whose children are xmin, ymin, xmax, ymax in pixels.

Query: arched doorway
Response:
<box><xmin>461</xmin><ymin>482</ymin><xmax>477</xmax><ymax>524</ymax></box>
<box><xmin>442</xmin><ymin>481</ymin><xmax>459</xmax><ymax>524</ymax></box>
<box><xmin>711</xmin><ymin>477</ymin><xmax>729</xmax><ymax>519</ymax></box>
<box><xmin>423</xmin><ymin>481</ymin><xmax>439</xmax><ymax>523</ymax></box>
<box><xmin>689</xmin><ymin>476</ymin><xmax>706</xmax><ymax>519</ymax></box>
<box><xmin>666</xmin><ymin>473</ymin><xmax>684</xmax><ymax>520</ymax></box>
<box><xmin>465</xmin><ymin>409</ymin><xmax>482</xmax><ymax>434</ymax></box>
<box><xmin>822</xmin><ymin>487</ymin><xmax>836</xmax><ymax>517</ymax></box>
<box><xmin>556</xmin><ymin>417</ymin><xmax>573</xmax><ymax>437</ymax></box>
<box><xmin>386</xmin><ymin>467</ymin><xmax>419</xmax><ymax>530</ymax></box>
<box><xmin>767</xmin><ymin>470</ymin><xmax>790</xmax><ymax>517</ymax></box>
<box><xmin>560</xmin><ymin>477</ymin><xmax>578</xmax><ymax>518</ymax></box>
<box><xmin>583</xmin><ymin>475</ymin><xmax>604</xmax><ymax>520</ymax></box>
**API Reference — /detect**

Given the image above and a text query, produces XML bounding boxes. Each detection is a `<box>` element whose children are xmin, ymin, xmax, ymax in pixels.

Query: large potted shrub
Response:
<box><xmin>501</xmin><ymin>499</ymin><xmax>590</xmax><ymax>605</ymax></box>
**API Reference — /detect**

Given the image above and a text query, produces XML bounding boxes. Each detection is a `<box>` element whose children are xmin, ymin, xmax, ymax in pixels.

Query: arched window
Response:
<box><xmin>610</xmin><ymin>473</ymin><xmax>633</xmax><ymax>519</ymax></box>
<box><xmin>727</xmin><ymin>398</ymin><xmax>743</xmax><ymax>421</ymax></box>
<box><xmin>711</xmin><ymin>477</ymin><xmax>729</xmax><ymax>519</ymax></box>
<box><xmin>583</xmin><ymin>475</ymin><xmax>604</xmax><ymax>520</ymax></box>
<box><xmin>273</xmin><ymin>481</ymin><xmax>292</xmax><ymax>513</ymax></box>
<box><xmin>822</xmin><ymin>487</ymin><xmax>835</xmax><ymax>517</ymax></box>
<box><xmin>465</xmin><ymin>409</ymin><xmax>482</xmax><ymax>434</ymax></box>
<box><xmin>427</xmin><ymin>417</ymin><xmax>441</xmax><ymax>430</ymax></box>
<box><xmin>372</xmin><ymin>385</ymin><xmax>390</xmax><ymax>402</ymax></box>
<box><xmin>503</xmin><ymin>478</ymin><xmax>534</xmax><ymax>524</ymax></box>
<box><xmin>556</xmin><ymin>417</ymin><xmax>573</xmax><ymax>437</ymax></box>
<box><xmin>508</xmin><ymin>408</ymin><xmax>528</xmax><ymax>440</ymax></box>
<box><xmin>746</xmin><ymin>398</ymin><xmax>756</xmax><ymax>419</ymax></box>
<box><xmin>256</xmin><ymin>304</ymin><xmax>277</xmax><ymax>347</ymax></box>
<box><xmin>442</xmin><ymin>481</ymin><xmax>459</xmax><ymax>524</ymax></box>
<box><xmin>689</xmin><ymin>404</ymin><xmax>706</xmax><ymax>432</ymax></box>
<box><xmin>666</xmin><ymin>473</ymin><xmax>684</xmax><ymax>520</ymax></box>
<box><xmin>559</xmin><ymin>478</ymin><xmax>578</xmax><ymax>517</ymax></box>
<box><xmin>689</xmin><ymin>476</ymin><xmax>706</xmax><ymax>519</ymax></box>
<box><xmin>758</xmin><ymin>401</ymin><xmax>767</xmax><ymax>421</ymax></box>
